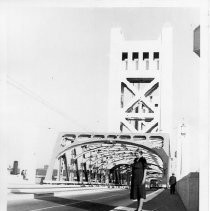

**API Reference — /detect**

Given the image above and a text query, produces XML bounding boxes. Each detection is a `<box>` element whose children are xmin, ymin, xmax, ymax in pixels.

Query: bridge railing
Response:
<box><xmin>43</xmin><ymin>180</ymin><xmax>129</xmax><ymax>188</ymax></box>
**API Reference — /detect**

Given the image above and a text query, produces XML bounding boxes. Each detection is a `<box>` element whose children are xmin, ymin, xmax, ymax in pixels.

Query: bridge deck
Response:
<box><xmin>8</xmin><ymin>187</ymin><xmax>186</xmax><ymax>211</ymax></box>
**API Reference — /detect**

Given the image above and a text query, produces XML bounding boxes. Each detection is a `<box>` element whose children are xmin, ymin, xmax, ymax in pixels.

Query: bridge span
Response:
<box><xmin>8</xmin><ymin>186</ymin><xmax>186</xmax><ymax>211</ymax></box>
<box><xmin>45</xmin><ymin>132</ymin><xmax>170</xmax><ymax>188</ymax></box>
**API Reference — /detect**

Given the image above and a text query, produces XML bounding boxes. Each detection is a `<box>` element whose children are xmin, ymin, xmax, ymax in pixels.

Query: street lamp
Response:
<box><xmin>180</xmin><ymin>121</ymin><xmax>186</xmax><ymax>178</ymax></box>
<box><xmin>180</xmin><ymin>123</ymin><xmax>186</xmax><ymax>137</ymax></box>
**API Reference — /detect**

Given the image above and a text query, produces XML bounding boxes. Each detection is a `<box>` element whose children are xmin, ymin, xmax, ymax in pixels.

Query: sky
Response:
<box><xmin>6</xmin><ymin>7</ymin><xmax>200</xmax><ymax>169</ymax></box>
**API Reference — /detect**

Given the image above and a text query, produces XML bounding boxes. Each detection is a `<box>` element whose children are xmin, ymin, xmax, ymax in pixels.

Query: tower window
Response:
<box><xmin>122</xmin><ymin>52</ymin><xmax>128</xmax><ymax>61</ymax></box>
<box><xmin>132</xmin><ymin>52</ymin><xmax>139</xmax><ymax>60</ymax></box>
<box><xmin>154</xmin><ymin>52</ymin><xmax>159</xmax><ymax>60</ymax></box>
<box><xmin>143</xmin><ymin>52</ymin><xmax>149</xmax><ymax>60</ymax></box>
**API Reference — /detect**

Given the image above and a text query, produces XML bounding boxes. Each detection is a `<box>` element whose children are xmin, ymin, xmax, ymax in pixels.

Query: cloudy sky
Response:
<box><xmin>6</xmin><ymin>6</ymin><xmax>199</xmax><ymax>168</ymax></box>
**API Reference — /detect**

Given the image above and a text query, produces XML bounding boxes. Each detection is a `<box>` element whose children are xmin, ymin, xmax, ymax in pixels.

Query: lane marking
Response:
<box><xmin>110</xmin><ymin>207</ymin><xmax>156</xmax><ymax>211</ymax></box>
<box><xmin>29</xmin><ymin>192</ymin><xmax>127</xmax><ymax>211</ymax></box>
<box><xmin>109</xmin><ymin>206</ymin><xmax>136</xmax><ymax>210</ymax></box>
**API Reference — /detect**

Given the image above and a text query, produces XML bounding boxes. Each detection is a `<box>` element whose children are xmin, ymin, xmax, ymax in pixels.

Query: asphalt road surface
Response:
<box><xmin>8</xmin><ymin>189</ymin><xmax>154</xmax><ymax>211</ymax></box>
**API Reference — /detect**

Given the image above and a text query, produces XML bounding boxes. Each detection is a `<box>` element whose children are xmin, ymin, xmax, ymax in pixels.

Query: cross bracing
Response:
<box><xmin>45</xmin><ymin>132</ymin><xmax>170</xmax><ymax>186</ymax></box>
<box><xmin>120</xmin><ymin>77</ymin><xmax>159</xmax><ymax>133</ymax></box>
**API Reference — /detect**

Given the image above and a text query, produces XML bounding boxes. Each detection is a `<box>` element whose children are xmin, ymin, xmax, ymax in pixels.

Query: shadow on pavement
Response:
<box><xmin>145</xmin><ymin>189</ymin><xmax>186</xmax><ymax>211</ymax></box>
<box><xmin>36</xmin><ymin>196</ymin><xmax>116</xmax><ymax>211</ymax></box>
<box><xmin>126</xmin><ymin>189</ymin><xmax>186</xmax><ymax>211</ymax></box>
<box><xmin>25</xmin><ymin>189</ymin><xmax>186</xmax><ymax>211</ymax></box>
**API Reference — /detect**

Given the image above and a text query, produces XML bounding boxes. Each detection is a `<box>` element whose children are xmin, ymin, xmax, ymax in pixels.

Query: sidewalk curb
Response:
<box><xmin>8</xmin><ymin>186</ymin><xmax>165</xmax><ymax>202</ymax></box>
<box><xmin>145</xmin><ymin>188</ymin><xmax>165</xmax><ymax>201</ymax></box>
<box><xmin>7</xmin><ymin>187</ymin><xmax>125</xmax><ymax>201</ymax></box>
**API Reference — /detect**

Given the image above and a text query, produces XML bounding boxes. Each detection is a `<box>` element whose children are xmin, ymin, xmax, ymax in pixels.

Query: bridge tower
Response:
<box><xmin>45</xmin><ymin>26</ymin><xmax>173</xmax><ymax>185</ymax></box>
<box><xmin>108</xmin><ymin>25</ymin><xmax>173</xmax><ymax>136</ymax></box>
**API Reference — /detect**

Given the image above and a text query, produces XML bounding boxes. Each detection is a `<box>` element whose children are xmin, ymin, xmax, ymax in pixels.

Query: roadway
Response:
<box><xmin>7</xmin><ymin>188</ymin><xmax>155</xmax><ymax>211</ymax></box>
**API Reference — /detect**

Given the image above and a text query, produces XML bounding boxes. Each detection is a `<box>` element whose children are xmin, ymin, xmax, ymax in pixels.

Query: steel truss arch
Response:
<box><xmin>45</xmin><ymin>132</ymin><xmax>170</xmax><ymax>185</ymax></box>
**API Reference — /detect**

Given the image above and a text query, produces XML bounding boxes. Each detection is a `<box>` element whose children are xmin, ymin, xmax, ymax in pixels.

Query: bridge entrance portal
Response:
<box><xmin>45</xmin><ymin>132</ymin><xmax>170</xmax><ymax>187</ymax></box>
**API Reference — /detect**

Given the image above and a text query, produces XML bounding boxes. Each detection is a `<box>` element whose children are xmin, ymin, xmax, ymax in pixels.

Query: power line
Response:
<box><xmin>7</xmin><ymin>75</ymin><xmax>88</xmax><ymax>131</ymax></box>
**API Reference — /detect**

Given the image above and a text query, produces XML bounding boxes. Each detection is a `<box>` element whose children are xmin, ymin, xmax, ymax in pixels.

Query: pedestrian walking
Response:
<box><xmin>130</xmin><ymin>149</ymin><xmax>147</xmax><ymax>211</ymax></box>
<box><xmin>169</xmin><ymin>173</ymin><xmax>176</xmax><ymax>194</ymax></box>
<box><xmin>21</xmin><ymin>170</ymin><xmax>25</xmax><ymax>179</ymax></box>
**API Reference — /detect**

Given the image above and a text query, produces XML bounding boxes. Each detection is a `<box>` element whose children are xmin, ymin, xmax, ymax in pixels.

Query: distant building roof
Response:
<box><xmin>36</xmin><ymin>168</ymin><xmax>58</xmax><ymax>177</ymax></box>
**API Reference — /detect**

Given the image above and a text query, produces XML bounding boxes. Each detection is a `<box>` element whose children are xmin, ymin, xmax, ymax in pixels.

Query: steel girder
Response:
<box><xmin>45</xmin><ymin>132</ymin><xmax>170</xmax><ymax>185</ymax></box>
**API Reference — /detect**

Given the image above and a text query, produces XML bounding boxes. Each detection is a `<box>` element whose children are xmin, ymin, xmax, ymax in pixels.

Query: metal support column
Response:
<box><xmin>74</xmin><ymin>149</ymin><xmax>80</xmax><ymax>182</ymax></box>
<box><xmin>58</xmin><ymin>157</ymin><xmax>63</xmax><ymax>181</ymax></box>
<box><xmin>62</xmin><ymin>154</ymin><xmax>69</xmax><ymax>181</ymax></box>
<box><xmin>84</xmin><ymin>162</ymin><xmax>88</xmax><ymax>182</ymax></box>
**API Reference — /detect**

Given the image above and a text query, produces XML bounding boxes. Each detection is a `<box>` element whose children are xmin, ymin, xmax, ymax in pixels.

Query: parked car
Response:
<box><xmin>150</xmin><ymin>179</ymin><xmax>159</xmax><ymax>189</ymax></box>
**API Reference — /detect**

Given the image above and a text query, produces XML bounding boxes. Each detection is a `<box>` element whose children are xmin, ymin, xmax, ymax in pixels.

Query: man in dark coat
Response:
<box><xmin>169</xmin><ymin>173</ymin><xmax>176</xmax><ymax>194</ymax></box>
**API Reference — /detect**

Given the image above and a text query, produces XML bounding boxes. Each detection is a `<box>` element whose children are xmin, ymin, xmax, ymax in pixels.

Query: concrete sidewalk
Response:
<box><xmin>111</xmin><ymin>189</ymin><xmax>186</xmax><ymax>211</ymax></box>
<box><xmin>143</xmin><ymin>189</ymin><xmax>186</xmax><ymax>211</ymax></box>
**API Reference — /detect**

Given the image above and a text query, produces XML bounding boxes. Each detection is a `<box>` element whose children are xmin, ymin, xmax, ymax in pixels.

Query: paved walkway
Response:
<box><xmin>111</xmin><ymin>189</ymin><xmax>186</xmax><ymax>211</ymax></box>
<box><xmin>143</xmin><ymin>189</ymin><xmax>186</xmax><ymax>211</ymax></box>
